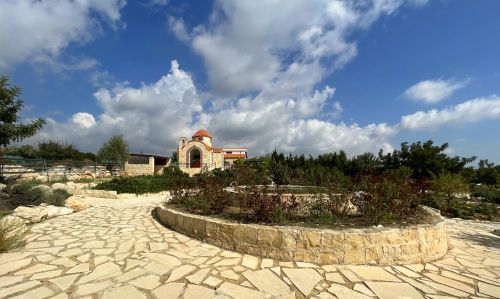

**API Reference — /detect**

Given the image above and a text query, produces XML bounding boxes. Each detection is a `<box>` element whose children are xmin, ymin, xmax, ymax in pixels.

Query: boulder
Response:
<box><xmin>45</xmin><ymin>205</ymin><xmax>73</xmax><ymax>218</ymax></box>
<box><xmin>65</xmin><ymin>197</ymin><xmax>89</xmax><ymax>212</ymax></box>
<box><xmin>11</xmin><ymin>204</ymin><xmax>73</xmax><ymax>224</ymax></box>
<box><xmin>51</xmin><ymin>182</ymin><xmax>68</xmax><ymax>191</ymax></box>
<box><xmin>12</xmin><ymin>206</ymin><xmax>49</xmax><ymax>223</ymax></box>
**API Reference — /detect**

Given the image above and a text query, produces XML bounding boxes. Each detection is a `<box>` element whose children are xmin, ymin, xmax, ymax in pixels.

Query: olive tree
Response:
<box><xmin>431</xmin><ymin>172</ymin><xmax>469</xmax><ymax>209</ymax></box>
<box><xmin>0</xmin><ymin>75</ymin><xmax>45</xmax><ymax>148</ymax></box>
<box><xmin>97</xmin><ymin>135</ymin><xmax>129</xmax><ymax>175</ymax></box>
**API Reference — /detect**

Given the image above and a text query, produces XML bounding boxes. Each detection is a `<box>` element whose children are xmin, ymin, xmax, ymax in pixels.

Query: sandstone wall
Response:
<box><xmin>156</xmin><ymin>206</ymin><xmax>448</xmax><ymax>265</ymax></box>
<box><xmin>125</xmin><ymin>157</ymin><xmax>155</xmax><ymax>176</ymax></box>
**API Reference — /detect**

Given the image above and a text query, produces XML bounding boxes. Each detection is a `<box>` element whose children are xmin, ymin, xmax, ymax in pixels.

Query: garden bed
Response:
<box><xmin>156</xmin><ymin>205</ymin><xmax>447</xmax><ymax>265</ymax></box>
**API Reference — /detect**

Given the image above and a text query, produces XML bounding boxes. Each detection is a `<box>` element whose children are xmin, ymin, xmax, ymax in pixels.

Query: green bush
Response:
<box><xmin>94</xmin><ymin>174</ymin><xmax>192</xmax><ymax>194</ymax></box>
<box><xmin>45</xmin><ymin>189</ymin><xmax>70</xmax><ymax>206</ymax></box>
<box><xmin>473</xmin><ymin>185</ymin><xmax>500</xmax><ymax>204</ymax></box>
<box><xmin>28</xmin><ymin>185</ymin><xmax>53</xmax><ymax>204</ymax></box>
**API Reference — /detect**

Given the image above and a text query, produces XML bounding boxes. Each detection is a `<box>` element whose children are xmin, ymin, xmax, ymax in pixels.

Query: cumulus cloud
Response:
<box><xmin>28</xmin><ymin>61</ymin><xmax>202</xmax><ymax>153</ymax></box>
<box><xmin>400</xmin><ymin>96</ymin><xmax>500</xmax><ymax>130</ymax></box>
<box><xmin>28</xmin><ymin>61</ymin><xmax>397</xmax><ymax>156</ymax></box>
<box><xmin>167</xmin><ymin>16</ymin><xmax>190</xmax><ymax>42</ymax></box>
<box><xmin>403</xmin><ymin>78</ymin><xmax>469</xmax><ymax>104</ymax></box>
<box><xmin>0</xmin><ymin>0</ymin><xmax>126</xmax><ymax>69</ymax></box>
<box><xmin>71</xmin><ymin>113</ymin><xmax>96</xmax><ymax>129</ymax></box>
<box><xmin>187</xmin><ymin>0</ymin><xmax>427</xmax><ymax>96</ymax></box>
<box><xmin>23</xmin><ymin>1</ymin><xmax>430</xmax><ymax>157</ymax></box>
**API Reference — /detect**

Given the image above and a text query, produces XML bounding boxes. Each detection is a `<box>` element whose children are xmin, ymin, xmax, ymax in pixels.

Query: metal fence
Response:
<box><xmin>0</xmin><ymin>156</ymin><xmax>124</xmax><ymax>178</ymax></box>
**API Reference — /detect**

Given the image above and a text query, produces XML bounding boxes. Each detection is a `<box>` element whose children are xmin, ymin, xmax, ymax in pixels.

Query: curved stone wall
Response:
<box><xmin>156</xmin><ymin>206</ymin><xmax>448</xmax><ymax>265</ymax></box>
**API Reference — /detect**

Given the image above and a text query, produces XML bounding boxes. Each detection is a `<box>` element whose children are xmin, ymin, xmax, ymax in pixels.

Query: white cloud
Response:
<box><xmin>28</xmin><ymin>61</ymin><xmax>202</xmax><ymax>153</ymax></box>
<box><xmin>71</xmin><ymin>113</ymin><xmax>96</xmax><ymax>129</ymax></box>
<box><xmin>28</xmin><ymin>61</ymin><xmax>397</xmax><ymax>156</ymax></box>
<box><xmin>0</xmin><ymin>0</ymin><xmax>126</xmax><ymax>69</ymax></box>
<box><xmin>400</xmin><ymin>96</ymin><xmax>500</xmax><ymax>130</ymax></box>
<box><xmin>187</xmin><ymin>0</ymin><xmax>427</xmax><ymax>96</ymax></box>
<box><xmin>89</xmin><ymin>70</ymin><xmax>116</xmax><ymax>88</ymax></box>
<box><xmin>167</xmin><ymin>16</ymin><xmax>190</xmax><ymax>42</ymax></box>
<box><xmin>147</xmin><ymin>0</ymin><xmax>169</xmax><ymax>6</ymax></box>
<box><xmin>22</xmin><ymin>1</ymin><xmax>430</xmax><ymax>157</ymax></box>
<box><xmin>403</xmin><ymin>78</ymin><xmax>469</xmax><ymax>104</ymax></box>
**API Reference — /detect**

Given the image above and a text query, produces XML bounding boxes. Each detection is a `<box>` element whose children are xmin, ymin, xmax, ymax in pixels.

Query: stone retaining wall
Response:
<box><xmin>156</xmin><ymin>206</ymin><xmax>448</xmax><ymax>265</ymax></box>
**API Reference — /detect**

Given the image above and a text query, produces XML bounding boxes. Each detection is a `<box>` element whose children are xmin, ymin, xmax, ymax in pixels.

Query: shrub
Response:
<box><xmin>170</xmin><ymin>176</ymin><xmax>230</xmax><ymax>215</ymax></box>
<box><xmin>269</xmin><ymin>161</ymin><xmax>290</xmax><ymax>185</ymax></box>
<box><xmin>95</xmin><ymin>174</ymin><xmax>192</xmax><ymax>194</ymax></box>
<box><xmin>45</xmin><ymin>189</ymin><xmax>70</xmax><ymax>206</ymax></box>
<box><xmin>473</xmin><ymin>185</ymin><xmax>500</xmax><ymax>204</ymax></box>
<box><xmin>350</xmin><ymin>174</ymin><xmax>422</xmax><ymax>225</ymax></box>
<box><xmin>28</xmin><ymin>185</ymin><xmax>53</xmax><ymax>204</ymax></box>
<box><xmin>431</xmin><ymin>173</ymin><xmax>469</xmax><ymax>209</ymax></box>
<box><xmin>325</xmin><ymin>187</ymin><xmax>351</xmax><ymax>220</ymax></box>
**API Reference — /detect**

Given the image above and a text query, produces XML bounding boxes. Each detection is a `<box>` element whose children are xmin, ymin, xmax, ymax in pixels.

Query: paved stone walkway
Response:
<box><xmin>1</xmin><ymin>197</ymin><xmax>499</xmax><ymax>299</ymax></box>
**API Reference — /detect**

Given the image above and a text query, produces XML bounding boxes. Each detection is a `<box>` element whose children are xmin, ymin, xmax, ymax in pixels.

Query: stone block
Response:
<box><xmin>218</xmin><ymin>223</ymin><xmax>236</xmax><ymax>250</ymax></box>
<box><xmin>234</xmin><ymin>225</ymin><xmax>258</xmax><ymax>245</ymax></box>
<box><xmin>294</xmin><ymin>251</ymin><xmax>318</xmax><ymax>263</ymax></box>
<box><xmin>205</xmin><ymin>220</ymin><xmax>220</xmax><ymax>238</ymax></box>
<box><xmin>344</xmin><ymin>247</ymin><xmax>365</xmax><ymax>264</ymax></box>
<box><xmin>258</xmin><ymin>228</ymin><xmax>279</xmax><ymax>248</ymax></box>
<box><xmin>322</xmin><ymin>231</ymin><xmax>344</xmax><ymax>249</ymax></box>
<box><xmin>297</xmin><ymin>230</ymin><xmax>321</xmax><ymax>249</ymax></box>
<box><xmin>317</xmin><ymin>252</ymin><xmax>340</xmax><ymax>264</ymax></box>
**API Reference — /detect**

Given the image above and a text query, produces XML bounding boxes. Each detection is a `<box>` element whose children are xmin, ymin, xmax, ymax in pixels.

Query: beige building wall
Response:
<box><xmin>125</xmin><ymin>157</ymin><xmax>155</xmax><ymax>176</ymax></box>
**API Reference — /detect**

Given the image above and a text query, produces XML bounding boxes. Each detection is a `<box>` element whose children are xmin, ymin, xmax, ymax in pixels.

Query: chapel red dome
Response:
<box><xmin>192</xmin><ymin>129</ymin><xmax>212</xmax><ymax>139</ymax></box>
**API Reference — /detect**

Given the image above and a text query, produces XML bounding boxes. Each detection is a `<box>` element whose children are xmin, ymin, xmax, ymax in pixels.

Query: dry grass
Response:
<box><xmin>0</xmin><ymin>215</ymin><xmax>27</xmax><ymax>253</ymax></box>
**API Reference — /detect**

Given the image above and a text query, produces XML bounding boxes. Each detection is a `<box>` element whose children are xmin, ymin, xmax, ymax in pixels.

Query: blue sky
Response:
<box><xmin>2</xmin><ymin>0</ymin><xmax>500</xmax><ymax>163</ymax></box>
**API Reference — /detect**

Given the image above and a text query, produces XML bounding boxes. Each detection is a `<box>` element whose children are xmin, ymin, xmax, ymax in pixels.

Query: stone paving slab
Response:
<box><xmin>0</xmin><ymin>196</ymin><xmax>499</xmax><ymax>299</ymax></box>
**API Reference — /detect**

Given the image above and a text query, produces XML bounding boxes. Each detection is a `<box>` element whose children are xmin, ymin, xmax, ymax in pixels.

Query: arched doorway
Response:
<box><xmin>189</xmin><ymin>148</ymin><xmax>201</xmax><ymax>168</ymax></box>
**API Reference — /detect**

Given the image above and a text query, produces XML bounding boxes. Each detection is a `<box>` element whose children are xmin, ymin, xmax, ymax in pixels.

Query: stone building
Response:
<box><xmin>124</xmin><ymin>153</ymin><xmax>170</xmax><ymax>176</ymax></box>
<box><xmin>178</xmin><ymin>129</ymin><xmax>247</xmax><ymax>176</ymax></box>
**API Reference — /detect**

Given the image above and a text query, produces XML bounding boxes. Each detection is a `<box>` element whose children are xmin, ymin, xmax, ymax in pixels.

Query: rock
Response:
<box><xmin>45</xmin><ymin>205</ymin><xmax>73</xmax><ymax>218</ymax></box>
<box><xmin>12</xmin><ymin>206</ymin><xmax>49</xmax><ymax>223</ymax></box>
<box><xmin>11</xmin><ymin>205</ymin><xmax>73</xmax><ymax>224</ymax></box>
<box><xmin>51</xmin><ymin>183</ymin><xmax>68</xmax><ymax>191</ymax></box>
<box><xmin>65</xmin><ymin>197</ymin><xmax>89</xmax><ymax>212</ymax></box>
<box><xmin>0</xmin><ymin>183</ymin><xmax>7</xmax><ymax>191</ymax></box>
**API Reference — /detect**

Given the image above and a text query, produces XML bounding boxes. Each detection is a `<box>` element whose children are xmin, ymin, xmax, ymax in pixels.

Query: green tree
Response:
<box><xmin>379</xmin><ymin>140</ymin><xmax>475</xmax><ymax>180</ymax></box>
<box><xmin>97</xmin><ymin>135</ymin><xmax>129</xmax><ymax>174</ymax></box>
<box><xmin>0</xmin><ymin>75</ymin><xmax>45</xmax><ymax>148</ymax></box>
<box><xmin>431</xmin><ymin>173</ymin><xmax>469</xmax><ymax>209</ymax></box>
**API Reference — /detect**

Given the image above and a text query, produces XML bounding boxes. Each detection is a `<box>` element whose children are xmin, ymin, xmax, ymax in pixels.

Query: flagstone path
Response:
<box><xmin>0</xmin><ymin>196</ymin><xmax>499</xmax><ymax>299</ymax></box>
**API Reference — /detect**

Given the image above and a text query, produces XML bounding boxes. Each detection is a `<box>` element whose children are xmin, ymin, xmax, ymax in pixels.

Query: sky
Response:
<box><xmin>2</xmin><ymin>0</ymin><xmax>500</xmax><ymax>163</ymax></box>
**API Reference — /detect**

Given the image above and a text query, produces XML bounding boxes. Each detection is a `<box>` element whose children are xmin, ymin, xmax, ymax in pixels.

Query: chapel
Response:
<box><xmin>177</xmin><ymin>129</ymin><xmax>247</xmax><ymax>176</ymax></box>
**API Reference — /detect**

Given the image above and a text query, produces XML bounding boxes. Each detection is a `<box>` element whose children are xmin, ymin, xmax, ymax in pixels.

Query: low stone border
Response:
<box><xmin>156</xmin><ymin>206</ymin><xmax>448</xmax><ymax>265</ymax></box>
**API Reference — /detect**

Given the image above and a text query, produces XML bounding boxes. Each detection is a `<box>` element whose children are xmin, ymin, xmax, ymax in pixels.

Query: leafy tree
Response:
<box><xmin>0</xmin><ymin>75</ymin><xmax>45</xmax><ymax>148</ymax></box>
<box><xmin>379</xmin><ymin>140</ymin><xmax>475</xmax><ymax>180</ymax></box>
<box><xmin>5</xmin><ymin>141</ymin><xmax>95</xmax><ymax>161</ymax></box>
<box><xmin>431</xmin><ymin>173</ymin><xmax>469</xmax><ymax>209</ymax></box>
<box><xmin>97</xmin><ymin>135</ymin><xmax>129</xmax><ymax>174</ymax></box>
<box><xmin>347</xmin><ymin>152</ymin><xmax>381</xmax><ymax>176</ymax></box>
<box><xmin>475</xmin><ymin>159</ymin><xmax>499</xmax><ymax>185</ymax></box>
<box><xmin>37</xmin><ymin>141</ymin><xmax>95</xmax><ymax>161</ymax></box>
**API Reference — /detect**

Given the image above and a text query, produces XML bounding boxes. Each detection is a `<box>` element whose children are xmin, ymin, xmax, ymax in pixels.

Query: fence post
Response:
<box><xmin>43</xmin><ymin>159</ymin><xmax>50</xmax><ymax>183</ymax></box>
